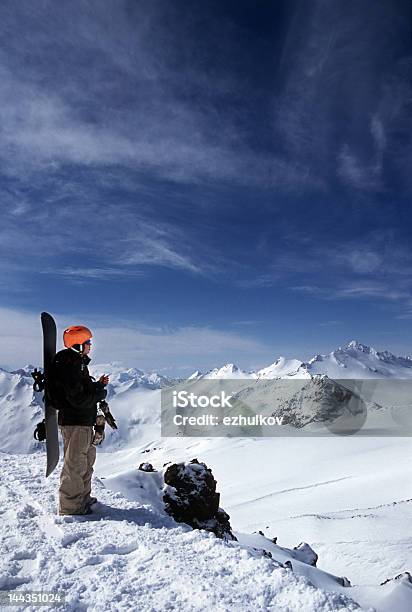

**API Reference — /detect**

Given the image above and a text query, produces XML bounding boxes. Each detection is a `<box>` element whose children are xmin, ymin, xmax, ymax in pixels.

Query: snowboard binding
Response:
<box><xmin>34</xmin><ymin>419</ymin><xmax>46</xmax><ymax>442</ymax></box>
<box><xmin>31</xmin><ymin>368</ymin><xmax>45</xmax><ymax>393</ymax></box>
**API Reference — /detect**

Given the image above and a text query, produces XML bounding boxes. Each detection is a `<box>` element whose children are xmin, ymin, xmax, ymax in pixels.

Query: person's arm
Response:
<box><xmin>59</xmin><ymin>361</ymin><xmax>106</xmax><ymax>412</ymax></box>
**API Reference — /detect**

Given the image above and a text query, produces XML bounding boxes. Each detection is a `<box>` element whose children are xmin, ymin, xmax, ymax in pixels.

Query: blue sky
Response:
<box><xmin>0</xmin><ymin>0</ymin><xmax>411</xmax><ymax>373</ymax></box>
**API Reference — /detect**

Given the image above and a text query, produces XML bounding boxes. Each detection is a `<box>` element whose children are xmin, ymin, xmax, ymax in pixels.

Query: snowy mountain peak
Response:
<box><xmin>11</xmin><ymin>364</ymin><xmax>37</xmax><ymax>377</ymax></box>
<box><xmin>89</xmin><ymin>362</ymin><xmax>172</xmax><ymax>389</ymax></box>
<box><xmin>189</xmin><ymin>340</ymin><xmax>412</xmax><ymax>383</ymax></box>
<box><xmin>220</xmin><ymin>363</ymin><xmax>238</xmax><ymax>373</ymax></box>
<box><xmin>345</xmin><ymin>340</ymin><xmax>376</xmax><ymax>354</ymax></box>
<box><xmin>257</xmin><ymin>357</ymin><xmax>305</xmax><ymax>379</ymax></box>
<box><xmin>188</xmin><ymin>370</ymin><xmax>203</xmax><ymax>380</ymax></box>
<box><xmin>205</xmin><ymin>363</ymin><xmax>253</xmax><ymax>379</ymax></box>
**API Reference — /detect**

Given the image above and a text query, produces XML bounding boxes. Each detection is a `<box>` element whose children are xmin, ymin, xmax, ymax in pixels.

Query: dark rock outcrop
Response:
<box><xmin>138</xmin><ymin>462</ymin><xmax>156</xmax><ymax>472</ymax></box>
<box><xmin>381</xmin><ymin>571</ymin><xmax>412</xmax><ymax>585</ymax></box>
<box><xmin>293</xmin><ymin>542</ymin><xmax>318</xmax><ymax>567</ymax></box>
<box><xmin>163</xmin><ymin>458</ymin><xmax>236</xmax><ymax>540</ymax></box>
<box><xmin>273</xmin><ymin>375</ymin><xmax>368</xmax><ymax>433</ymax></box>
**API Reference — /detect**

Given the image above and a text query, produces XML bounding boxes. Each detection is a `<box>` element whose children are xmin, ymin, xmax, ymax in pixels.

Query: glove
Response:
<box><xmin>99</xmin><ymin>400</ymin><xmax>118</xmax><ymax>429</ymax></box>
<box><xmin>92</xmin><ymin>414</ymin><xmax>106</xmax><ymax>446</ymax></box>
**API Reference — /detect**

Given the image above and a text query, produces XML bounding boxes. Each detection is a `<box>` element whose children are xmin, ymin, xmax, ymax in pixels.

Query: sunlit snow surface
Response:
<box><xmin>1</xmin><ymin>342</ymin><xmax>412</xmax><ymax>610</ymax></box>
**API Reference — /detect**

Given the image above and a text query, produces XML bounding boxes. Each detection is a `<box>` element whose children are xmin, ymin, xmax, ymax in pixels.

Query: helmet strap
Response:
<box><xmin>70</xmin><ymin>345</ymin><xmax>83</xmax><ymax>354</ymax></box>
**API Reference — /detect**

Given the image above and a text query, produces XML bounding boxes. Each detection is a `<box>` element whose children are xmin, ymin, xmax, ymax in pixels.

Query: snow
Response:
<box><xmin>204</xmin><ymin>363</ymin><xmax>254</xmax><ymax>379</ymax></box>
<box><xmin>1</xmin><ymin>453</ymin><xmax>361</xmax><ymax>611</ymax></box>
<box><xmin>88</xmin><ymin>362</ymin><xmax>173</xmax><ymax>389</ymax></box>
<box><xmin>305</xmin><ymin>342</ymin><xmax>412</xmax><ymax>380</ymax></box>
<box><xmin>1</xmin><ymin>340</ymin><xmax>412</xmax><ymax>610</ymax></box>
<box><xmin>192</xmin><ymin>340</ymin><xmax>412</xmax><ymax>381</ymax></box>
<box><xmin>188</xmin><ymin>370</ymin><xmax>203</xmax><ymax>381</ymax></box>
<box><xmin>257</xmin><ymin>357</ymin><xmax>307</xmax><ymax>379</ymax></box>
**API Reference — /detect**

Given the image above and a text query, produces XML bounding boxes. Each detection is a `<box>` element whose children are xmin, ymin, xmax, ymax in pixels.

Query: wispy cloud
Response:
<box><xmin>117</xmin><ymin>224</ymin><xmax>202</xmax><ymax>274</ymax></box>
<box><xmin>318</xmin><ymin>320</ymin><xmax>342</xmax><ymax>327</ymax></box>
<box><xmin>4</xmin><ymin>0</ymin><xmax>407</xmax><ymax>196</ymax></box>
<box><xmin>293</xmin><ymin>282</ymin><xmax>411</xmax><ymax>302</ymax></box>
<box><xmin>337</xmin><ymin>143</ymin><xmax>382</xmax><ymax>191</ymax></box>
<box><xmin>0</xmin><ymin>2</ymin><xmax>316</xmax><ymax>193</ymax></box>
<box><xmin>44</xmin><ymin>267</ymin><xmax>146</xmax><ymax>281</ymax></box>
<box><xmin>0</xmin><ymin>307</ymin><xmax>273</xmax><ymax>374</ymax></box>
<box><xmin>271</xmin><ymin>232</ymin><xmax>412</xmax><ymax>317</ymax></box>
<box><xmin>1</xmin><ymin>193</ymin><xmax>206</xmax><ymax>281</ymax></box>
<box><xmin>1</xmin><ymin>0</ymin><xmax>412</xmax><ymax>343</ymax></box>
<box><xmin>274</xmin><ymin>0</ymin><xmax>411</xmax><ymax>193</ymax></box>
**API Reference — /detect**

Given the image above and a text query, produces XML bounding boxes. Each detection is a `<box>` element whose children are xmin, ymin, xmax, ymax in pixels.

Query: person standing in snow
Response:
<box><xmin>51</xmin><ymin>325</ymin><xmax>109</xmax><ymax>515</ymax></box>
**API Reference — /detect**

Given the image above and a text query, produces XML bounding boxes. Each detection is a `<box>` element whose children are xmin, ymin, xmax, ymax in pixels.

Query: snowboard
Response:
<box><xmin>41</xmin><ymin>312</ymin><xmax>59</xmax><ymax>477</ymax></box>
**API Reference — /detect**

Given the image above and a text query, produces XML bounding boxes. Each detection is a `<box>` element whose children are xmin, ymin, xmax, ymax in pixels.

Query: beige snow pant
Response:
<box><xmin>59</xmin><ymin>426</ymin><xmax>96</xmax><ymax>515</ymax></box>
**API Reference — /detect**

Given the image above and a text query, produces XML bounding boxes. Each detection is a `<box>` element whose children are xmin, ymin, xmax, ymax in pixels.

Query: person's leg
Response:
<box><xmin>83</xmin><ymin>428</ymin><xmax>96</xmax><ymax>506</ymax></box>
<box><xmin>59</xmin><ymin>426</ymin><xmax>90</xmax><ymax>515</ymax></box>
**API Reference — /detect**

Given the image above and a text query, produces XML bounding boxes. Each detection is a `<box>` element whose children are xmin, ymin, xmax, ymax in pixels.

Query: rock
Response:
<box><xmin>274</xmin><ymin>376</ymin><xmax>367</xmax><ymax>433</ymax></box>
<box><xmin>381</xmin><ymin>571</ymin><xmax>412</xmax><ymax>585</ymax></box>
<box><xmin>337</xmin><ymin>576</ymin><xmax>351</xmax><ymax>587</ymax></box>
<box><xmin>293</xmin><ymin>542</ymin><xmax>318</xmax><ymax>567</ymax></box>
<box><xmin>163</xmin><ymin>458</ymin><xmax>236</xmax><ymax>540</ymax></box>
<box><xmin>138</xmin><ymin>462</ymin><xmax>156</xmax><ymax>472</ymax></box>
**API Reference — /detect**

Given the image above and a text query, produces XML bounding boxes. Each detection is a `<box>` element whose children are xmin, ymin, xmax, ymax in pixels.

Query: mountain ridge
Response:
<box><xmin>189</xmin><ymin>340</ymin><xmax>412</xmax><ymax>381</ymax></box>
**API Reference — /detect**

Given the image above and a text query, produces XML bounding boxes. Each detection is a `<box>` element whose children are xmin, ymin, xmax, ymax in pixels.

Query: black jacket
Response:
<box><xmin>50</xmin><ymin>349</ymin><xmax>107</xmax><ymax>426</ymax></box>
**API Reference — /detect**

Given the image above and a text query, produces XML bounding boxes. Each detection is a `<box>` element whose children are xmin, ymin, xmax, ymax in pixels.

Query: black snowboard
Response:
<box><xmin>41</xmin><ymin>312</ymin><xmax>59</xmax><ymax>477</ymax></box>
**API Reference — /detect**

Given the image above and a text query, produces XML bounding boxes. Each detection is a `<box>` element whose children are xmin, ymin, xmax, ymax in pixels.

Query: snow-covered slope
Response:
<box><xmin>203</xmin><ymin>363</ymin><xmax>253</xmax><ymax>379</ymax></box>
<box><xmin>191</xmin><ymin>340</ymin><xmax>412</xmax><ymax>381</ymax></box>
<box><xmin>1</xmin><ymin>342</ymin><xmax>412</xmax><ymax>610</ymax></box>
<box><xmin>88</xmin><ymin>361</ymin><xmax>173</xmax><ymax>389</ymax></box>
<box><xmin>3</xmin><ymin>451</ymin><xmax>409</xmax><ymax>612</ymax></box>
<box><xmin>0</xmin><ymin>367</ymin><xmax>44</xmax><ymax>454</ymax></box>
<box><xmin>0</xmin><ymin>363</ymin><xmax>168</xmax><ymax>455</ymax></box>
<box><xmin>304</xmin><ymin>341</ymin><xmax>412</xmax><ymax>379</ymax></box>
<box><xmin>257</xmin><ymin>357</ymin><xmax>307</xmax><ymax>379</ymax></box>
<box><xmin>1</xmin><ymin>340</ymin><xmax>411</xmax><ymax>454</ymax></box>
<box><xmin>97</xmin><ymin>430</ymin><xmax>412</xmax><ymax>591</ymax></box>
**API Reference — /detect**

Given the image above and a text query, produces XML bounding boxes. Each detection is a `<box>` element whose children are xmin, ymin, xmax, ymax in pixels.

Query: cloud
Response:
<box><xmin>1</xmin><ymin>0</ymin><xmax>412</xmax><ymax>328</ymax></box>
<box><xmin>0</xmin><ymin>307</ymin><xmax>272</xmax><ymax>374</ymax></box>
<box><xmin>0</xmin><ymin>1</ymin><xmax>317</xmax><ymax>193</ymax></box>
<box><xmin>336</xmin><ymin>115</ymin><xmax>386</xmax><ymax>191</ymax></box>
<box><xmin>273</xmin><ymin>232</ymin><xmax>412</xmax><ymax>318</ymax></box>
<box><xmin>0</xmin><ymin>192</ymin><xmax>206</xmax><ymax>282</ymax></box>
<box><xmin>274</xmin><ymin>0</ymin><xmax>411</xmax><ymax>193</ymax></box>
<box><xmin>334</xmin><ymin>282</ymin><xmax>410</xmax><ymax>301</ymax></box>
<box><xmin>45</xmin><ymin>267</ymin><xmax>146</xmax><ymax>281</ymax></box>
<box><xmin>318</xmin><ymin>320</ymin><xmax>342</xmax><ymax>327</ymax></box>
<box><xmin>0</xmin><ymin>308</ymin><xmax>43</xmax><ymax>368</ymax></box>
<box><xmin>1</xmin><ymin>0</ymin><xmax>411</xmax><ymax>197</ymax></box>
<box><xmin>235</xmin><ymin>275</ymin><xmax>279</xmax><ymax>289</ymax></box>
<box><xmin>118</xmin><ymin>224</ymin><xmax>202</xmax><ymax>274</ymax></box>
<box><xmin>337</xmin><ymin>144</ymin><xmax>382</xmax><ymax>191</ymax></box>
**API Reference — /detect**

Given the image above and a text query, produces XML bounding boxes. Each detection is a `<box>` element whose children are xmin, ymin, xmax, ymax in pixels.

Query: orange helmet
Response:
<box><xmin>63</xmin><ymin>325</ymin><xmax>92</xmax><ymax>348</ymax></box>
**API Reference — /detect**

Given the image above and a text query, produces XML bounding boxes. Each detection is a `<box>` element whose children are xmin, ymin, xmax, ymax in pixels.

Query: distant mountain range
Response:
<box><xmin>192</xmin><ymin>340</ymin><xmax>412</xmax><ymax>380</ymax></box>
<box><xmin>1</xmin><ymin>340</ymin><xmax>411</xmax><ymax>453</ymax></box>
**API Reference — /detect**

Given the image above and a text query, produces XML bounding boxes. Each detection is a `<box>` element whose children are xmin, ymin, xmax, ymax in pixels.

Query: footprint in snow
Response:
<box><xmin>62</xmin><ymin>532</ymin><xmax>92</xmax><ymax>548</ymax></box>
<box><xmin>99</xmin><ymin>542</ymin><xmax>140</xmax><ymax>556</ymax></box>
<box><xmin>16</xmin><ymin>504</ymin><xmax>38</xmax><ymax>519</ymax></box>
